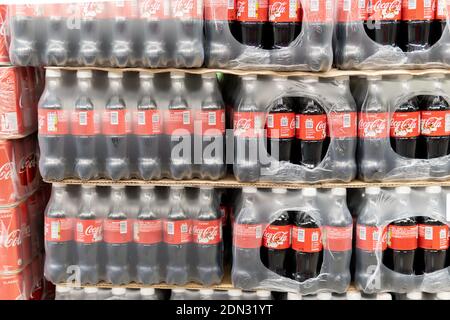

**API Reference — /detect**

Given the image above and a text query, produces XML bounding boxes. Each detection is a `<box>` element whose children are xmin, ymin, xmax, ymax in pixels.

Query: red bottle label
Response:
<box><xmin>390</xmin><ymin>111</ymin><xmax>420</xmax><ymax>138</ymax></box>
<box><xmin>164</xmin><ymin>110</ymin><xmax>193</xmax><ymax>135</ymax></box>
<box><xmin>358</xmin><ymin>112</ymin><xmax>389</xmax><ymax>138</ymax></box>
<box><xmin>133</xmin><ymin>220</ymin><xmax>162</xmax><ymax>244</ymax></box>
<box><xmin>233</xmin><ymin>112</ymin><xmax>265</xmax><ymax>138</ymax></box>
<box><xmin>76</xmin><ymin>2</ymin><xmax>108</xmax><ymax>19</ymax></box>
<box><xmin>171</xmin><ymin>0</ymin><xmax>203</xmax><ymax>19</ymax></box>
<box><xmin>11</xmin><ymin>4</ymin><xmax>42</xmax><ymax>17</ymax></box>
<box><xmin>236</xmin><ymin>0</ymin><xmax>269</xmax><ymax>22</ymax></box>
<box><xmin>192</xmin><ymin>219</ymin><xmax>222</xmax><ymax>244</ymax></box>
<box><xmin>262</xmin><ymin>224</ymin><xmax>291</xmax><ymax>249</ymax></box>
<box><xmin>337</xmin><ymin>0</ymin><xmax>369</xmax><ymax>22</ymax></box>
<box><xmin>44</xmin><ymin>217</ymin><xmax>73</xmax><ymax>242</ymax></box>
<box><xmin>302</xmin><ymin>0</ymin><xmax>333</xmax><ymax>23</ymax></box>
<box><xmin>420</xmin><ymin>110</ymin><xmax>450</xmax><ymax>136</ymax></box>
<box><xmin>102</xmin><ymin>110</ymin><xmax>129</xmax><ymax>136</ymax></box>
<box><xmin>418</xmin><ymin>224</ymin><xmax>449</xmax><ymax>250</ymax></box>
<box><xmin>402</xmin><ymin>0</ymin><xmax>435</xmax><ymax>21</ymax></box>
<box><xmin>103</xmin><ymin>219</ymin><xmax>132</xmax><ymax>244</ymax></box>
<box><xmin>387</xmin><ymin>224</ymin><xmax>418</xmax><ymax>250</ymax></box>
<box><xmin>322</xmin><ymin>225</ymin><xmax>353</xmax><ymax>251</ymax></box>
<box><xmin>163</xmin><ymin>220</ymin><xmax>192</xmax><ymax>244</ymax></box>
<box><xmin>204</xmin><ymin>0</ymin><xmax>237</xmax><ymax>20</ymax></box>
<box><xmin>71</xmin><ymin>110</ymin><xmax>99</xmax><ymax>136</ymax></box>
<box><xmin>356</xmin><ymin>224</ymin><xmax>388</xmax><ymax>251</ymax></box>
<box><xmin>291</xmin><ymin>226</ymin><xmax>322</xmax><ymax>252</ymax></box>
<box><xmin>233</xmin><ymin>223</ymin><xmax>263</xmax><ymax>248</ymax></box>
<box><xmin>328</xmin><ymin>112</ymin><xmax>357</xmax><ymax>138</ymax></box>
<box><xmin>436</xmin><ymin>0</ymin><xmax>448</xmax><ymax>19</ymax></box>
<box><xmin>296</xmin><ymin>114</ymin><xmax>327</xmax><ymax>140</ymax></box>
<box><xmin>266</xmin><ymin>112</ymin><xmax>295</xmax><ymax>138</ymax></box>
<box><xmin>369</xmin><ymin>0</ymin><xmax>402</xmax><ymax>21</ymax></box>
<box><xmin>139</xmin><ymin>0</ymin><xmax>171</xmax><ymax>20</ymax></box>
<box><xmin>75</xmin><ymin>219</ymin><xmax>103</xmax><ymax>243</ymax></box>
<box><xmin>38</xmin><ymin>109</ymin><xmax>69</xmax><ymax>135</ymax></box>
<box><xmin>269</xmin><ymin>0</ymin><xmax>301</xmax><ymax>22</ymax></box>
<box><xmin>195</xmin><ymin>110</ymin><xmax>226</xmax><ymax>136</ymax></box>
<box><xmin>133</xmin><ymin>110</ymin><xmax>162</xmax><ymax>136</ymax></box>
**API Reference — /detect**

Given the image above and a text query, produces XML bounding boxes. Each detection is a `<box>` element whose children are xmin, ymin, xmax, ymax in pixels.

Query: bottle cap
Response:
<box><xmin>77</xmin><ymin>70</ymin><xmax>92</xmax><ymax>79</ymax></box>
<box><xmin>140</xmin><ymin>288</ymin><xmax>155</xmax><ymax>296</ymax></box>
<box><xmin>406</xmin><ymin>291</ymin><xmax>422</xmax><ymax>300</ymax></box>
<box><xmin>366</xmin><ymin>75</ymin><xmax>382</xmax><ymax>81</ymax></box>
<box><xmin>334</xmin><ymin>75</ymin><xmax>350</xmax><ymax>81</ymax></box>
<box><xmin>426</xmin><ymin>73</ymin><xmax>445</xmax><ymax>79</ymax></box>
<box><xmin>56</xmin><ymin>285</ymin><xmax>71</xmax><ymax>293</ymax></box>
<box><xmin>395</xmin><ymin>186</ymin><xmax>411</xmax><ymax>194</ymax></box>
<box><xmin>242</xmin><ymin>75</ymin><xmax>257</xmax><ymax>81</ymax></box>
<box><xmin>84</xmin><ymin>287</ymin><xmax>98</xmax><ymax>294</ymax></box>
<box><xmin>331</xmin><ymin>188</ymin><xmax>346</xmax><ymax>196</ymax></box>
<box><xmin>346</xmin><ymin>291</ymin><xmax>361</xmax><ymax>300</ymax></box>
<box><xmin>436</xmin><ymin>292</ymin><xmax>450</xmax><ymax>300</ymax></box>
<box><xmin>111</xmin><ymin>185</ymin><xmax>124</xmax><ymax>191</ymax></box>
<box><xmin>111</xmin><ymin>288</ymin><xmax>126</xmax><ymax>295</ymax></box>
<box><xmin>256</xmin><ymin>290</ymin><xmax>271</xmax><ymax>298</ymax></box>
<box><xmin>365</xmin><ymin>187</ymin><xmax>381</xmax><ymax>195</ymax></box>
<box><xmin>272</xmin><ymin>188</ymin><xmax>287</xmax><ymax>194</ymax></box>
<box><xmin>202</xmin><ymin>73</ymin><xmax>217</xmax><ymax>79</ymax></box>
<box><xmin>242</xmin><ymin>187</ymin><xmax>257</xmax><ymax>194</ymax></box>
<box><xmin>139</xmin><ymin>72</ymin><xmax>154</xmax><ymax>80</ymax></box>
<box><xmin>302</xmin><ymin>76</ymin><xmax>319</xmax><ymax>82</ymax></box>
<box><xmin>140</xmin><ymin>185</ymin><xmax>155</xmax><ymax>190</ymax></box>
<box><xmin>317</xmin><ymin>292</ymin><xmax>332</xmax><ymax>300</ymax></box>
<box><xmin>287</xmin><ymin>292</ymin><xmax>302</xmax><ymax>300</ymax></box>
<box><xmin>200</xmin><ymin>186</ymin><xmax>214</xmax><ymax>190</ymax></box>
<box><xmin>46</xmin><ymin>69</ymin><xmax>61</xmax><ymax>78</ymax></box>
<box><xmin>108</xmin><ymin>71</ymin><xmax>123</xmax><ymax>79</ymax></box>
<box><xmin>228</xmin><ymin>289</ymin><xmax>242</xmax><ymax>297</ymax></box>
<box><xmin>425</xmin><ymin>186</ymin><xmax>442</xmax><ymax>194</ymax></box>
<box><xmin>302</xmin><ymin>188</ymin><xmax>317</xmax><ymax>197</ymax></box>
<box><xmin>172</xmin><ymin>288</ymin><xmax>186</xmax><ymax>293</ymax></box>
<box><xmin>199</xmin><ymin>289</ymin><xmax>214</xmax><ymax>296</ymax></box>
<box><xmin>171</xmin><ymin>186</ymin><xmax>184</xmax><ymax>191</ymax></box>
<box><xmin>273</xmin><ymin>76</ymin><xmax>288</xmax><ymax>81</ymax></box>
<box><xmin>171</xmin><ymin>71</ymin><xmax>185</xmax><ymax>80</ymax></box>
<box><xmin>376</xmin><ymin>293</ymin><xmax>392</xmax><ymax>300</ymax></box>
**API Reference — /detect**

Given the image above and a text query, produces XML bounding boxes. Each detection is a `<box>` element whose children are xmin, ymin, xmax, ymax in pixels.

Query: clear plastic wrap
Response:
<box><xmin>55</xmin><ymin>286</ymin><xmax>165</xmax><ymax>300</ymax></box>
<box><xmin>0</xmin><ymin>5</ymin><xmax>9</xmax><ymax>64</ymax></box>
<box><xmin>355</xmin><ymin>73</ymin><xmax>450</xmax><ymax>182</ymax></box>
<box><xmin>225</xmin><ymin>74</ymin><xmax>357</xmax><ymax>183</ymax></box>
<box><xmin>170</xmin><ymin>288</ymin><xmax>273</xmax><ymax>300</ymax></box>
<box><xmin>335</xmin><ymin>0</ymin><xmax>450</xmax><ymax>70</ymax></box>
<box><xmin>205</xmin><ymin>0</ymin><xmax>334</xmax><ymax>71</ymax></box>
<box><xmin>7</xmin><ymin>1</ymin><xmax>204</xmax><ymax>68</ymax></box>
<box><xmin>44</xmin><ymin>184</ymin><xmax>224</xmax><ymax>286</ymax></box>
<box><xmin>354</xmin><ymin>186</ymin><xmax>450</xmax><ymax>294</ymax></box>
<box><xmin>232</xmin><ymin>187</ymin><xmax>353</xmax><ymax>294</ymax></box>
<box><xmin>38</xmin><ymin>69</ymin><xmax>226</xmax><ymax>182</ymax></box>
<box><xmin>284</xmin><ymin>290</ymin><xmax>393</xmax><ymax>300</ymax></box>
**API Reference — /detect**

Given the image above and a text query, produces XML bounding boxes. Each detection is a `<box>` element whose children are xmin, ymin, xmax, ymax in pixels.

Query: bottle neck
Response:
<box><xmin>171</xmin><ymin>78</ymin><xmax>184</xmax><ymax>95</ymax></box>
<box><xmin>141</xmin><ymin>189</ymin><xmax>155</xmax><ymax>202</ymax></box>
<box><xmin>47</xmin><ymin>78</ymin><xmax>60</xmax><ymax>90</ymax></box>
<box><xmin>109</xmin><ymin>78</ymin><xmax>122</xmax><ymax>92</ymax></box>
<box><xmin>141</xmin><ymin>78</ymin><xmax>154</xmax><ymax>93</ymax></box>
<box><xmin>78</xmin><ymin>78</ymin><xmax>91</xmax><ymax>93</ymax></box>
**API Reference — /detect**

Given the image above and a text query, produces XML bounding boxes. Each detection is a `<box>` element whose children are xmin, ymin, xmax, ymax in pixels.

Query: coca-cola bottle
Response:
<box><xmin>110</xmin><ymin>1</ymin><xmax>137</xmax><ymax>67</ymax></box>
<box><xmin>366</xmin><ymin>0</ymin><xmax>401</xmax><ymax>47</ymax></box>
<box><xmin>38</xmin><ymin>69</ymin><xmax>68</xmax><ymax>181</ymax></box>
<box><xmin>44</xmin><ymin>184</ymin><xmax>73</xmax><ymax>283</ymax></box>
<box><xmin>265</xmin><ymin>77</ymin><xmax>295</xmax><ymax>162</ymax></box>
<box><xmin>72</xmin><ymin>70</ymin><xmax>99</xmax><ymax>180</ymax></box>
<box><xmin>103</xmin><ymin>72</ymin><xmax>130</xmax><ymax>180</ymax></box>
<box><xmin>172</xmin><ymin>0</ymin><xmax>204</xmax><ymax>67</ymax></box>
<box><xmin>164</xmin><ymin>187</ymin><xmax>192</xmax><ymax>284</ymax></box>
<box><xmin>193</xmin><ymin>187</ymin><xmax>223</xmax><ymax>285</ymax></box>
<box><xmin>43</xmin><ymin>3</ymin><xmax>71</xmax><ymax>66</ymax></box>
<box><xmin>134</xmin><ymin>186</ymin><xmax>162</xmax><ymax>284</ymax></box>
<box><xmin>321</xmin><ymin>188</ymin><xmax>353</xmax><ymax>289</ymax></box>
<box><xmin>421</xmin><ymin>93</ymin><xmax>450</xmax><ymax>159</ymax></box>
<box><xmin>292</xmin><ymin>188</ymin><xmax>322</xmax><ymax>283</ymax></box>
<box><xmin>297</xmin><ymin>99</ymin><xmax>327</xmax><ymax>169</ymax></box>
<box><xmin>134</xmin><ymin>73</ymin><xmax>162</xmax><ymax>180</ymax></box>
<box><xmin>104</xmin><ymin>186</ymin><xmax>131</xmax><ymax>285</ymax></box>
<box><xmin>385</xmin><ymin>187</ymin><xmax>417</xmax><ymax>275</ymax></box>
<box><xmin>75</xmin><ymin>185</ymin><xmax>103</xmax><ymax>284</ymax></box>
<box><xmin>139</xmin><ymin>0</ymin><xmax>170</xmax><ymax>67</ymax></box>
<box><xmin>269</xmin><ymin>0</ymin><xmax>301</xmax><ymax>48</ymax></box>
<box><xmin>401</xmin><ymin>0</ymin><xmax>434</xmax><ymax>52</ymax></box>
<box><xmin>355</xmin><ymin>187</ymin><xmax>388</xmax><ymax>291</ymax></box>
<box><xmin>78</xmin><ymin>2</ymin><xmax>107</xmax><ymax>66</ymax></box>
<box><xmin>196</xmin><ymin>73</ymin><xmax>226</xmax><ymax>180</ymax></box>
<box><xmin>261</xmin><ymin>188</ymin><xmax>291</xmax><ymax>277</ymax></box>
<box><xmin>232</xmin><ymin>187</ymin><xmax>263</xmax><ymax>288</ymax></box>
<box><xmin>358</xmin><ymin>75</ymin><xmax>389</xmax><ymax>181</ymax></box>
<box><xmin>165</xmin><ymin>72</ymin><xmax>193</xmax><ymax>180</ymax></box>
<box><xmin>390</xmin><ymin>84</ymin><xmax>420</xmax><ymax>158</ymax></box>
<box><xmin>417</xmin><ymin>186</ymin><xmax>448</xmax><ymax>274</ymax></box>
<box><xmin>236</xmin><ymin>0</ymin><xmax>269</xmax><ymax>48</ymax></box>
<box><xmin>233</xmin><ymin>75</ymin><xmax>263</xmax><ymax>182</ymax></box>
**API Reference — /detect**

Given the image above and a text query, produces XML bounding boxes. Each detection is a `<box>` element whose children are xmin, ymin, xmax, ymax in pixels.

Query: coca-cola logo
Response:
<box><xmin>264</xmin><ymin>231</ymin><xmax>289</xmax><ymax>248</ymax></box>
<box><xmin>0</xmin><ymin>229</ymin><xmax>22</xmax><ymax>248</ymax></box>
<box><xmin>0</xmin><ymin>162</ymin><xmax>13</xmax><ymax>181</ymax></box>
<box><xmin>236</xmin><ymin>1</ymin><xmax>245</xmax><ymax>17</ymax></box>
<box><xmin>193</xmin><ymin>226</ymin><xmax>219</xmax><ymax>243</ymax></box>
<box><xmin>316</xmin><ymin>121</ymin><xmax>327</xmax><ymax>133</ymax></box>
<box><xmin>85</xmin><ymin>224</ymin><xmax>102</xmax><ymax>238</ymax></box>
<box><xmin>81</xmin><ymin>3</ymin><xmax>105</xmax><ymax>18</ymax></box>
<box><xmin>141</xmin><ymin>0</ymin><xmax>162</xmax><ymax>18</ymax></box>
<box><xmin>269</xmin><ymin>1</ymin><xmax>286</xmax><ymax>20</ymax></box>
<box><xmin>235</xmin><ymin>118</ymin><xmax>253</xmax><ymax>131</ymax></box>
<box><xmin>422</xmin><ymin>117</ymin><xmax>443</xmax><ymax>134</ymax></box>
<box><xmin>359</xmin><ymin>118</ymin><xmax>387</xmax><ymax>137</ymax></box>
<box><xmin>391</xmin><ymin>116</ymin><xmax>418</xmax><ymax>136</ymax></box>
<box><xmin>290</xmin><ymin>117</ymin><xmax>296</xmax><ymax>129</ymax></box>
<box><xmin>173</xmin><ymin>0</ymin><xmax>194</xmax><ymax>17</ymax></box>
<box><xmin>372</xmin><ymin>0</ymin><xmax>401</xmax><ymax>19</ymax></box>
